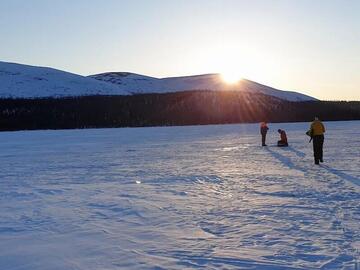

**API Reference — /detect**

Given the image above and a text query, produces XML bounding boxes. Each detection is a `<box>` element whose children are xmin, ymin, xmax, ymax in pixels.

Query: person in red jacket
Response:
<box><xmin>277</xmin><ymin>129</ymin><xmax>288</xmax><ymax>147</ymax></box>
<box><xmin>260</xmin><ymin>122</ymin><xmax>269</xmax><ymax>146</ymax></box>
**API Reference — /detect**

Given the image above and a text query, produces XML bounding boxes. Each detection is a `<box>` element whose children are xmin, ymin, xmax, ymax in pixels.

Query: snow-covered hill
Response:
<box><xmin>0</xmin><ymin>61</ymin><xmax>127</xmax><ymax>98</ymax></box>
<box><xmin>90</xmin><ymin>72</ymin><xmax>317</xmax><ymax>101</ymax></box>
<box><xmin>0</xmin><ymin>61</ymin><xmax>317</xmax><ymax>101</ymax></box>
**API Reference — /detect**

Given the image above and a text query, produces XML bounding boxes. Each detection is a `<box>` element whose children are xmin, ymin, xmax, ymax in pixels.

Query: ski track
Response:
<box><xmin>0</xmin><ymin>121</ymin><xmax>359</xmax><ymax>270</ymax></box>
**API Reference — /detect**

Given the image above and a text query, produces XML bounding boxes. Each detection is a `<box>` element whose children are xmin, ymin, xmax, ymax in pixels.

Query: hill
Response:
<box><xmin>0</xmin><ymin>61</ymin><xmax>316</xmax><ymax>101</ymax></box>
<box><xmin>89</xmin><ymin>72</ymin><xmax>317</xmax><ymax>102</ymax></box>
<box><xmin>0</xmin><ymin>61</ymin><xmax>127</xmax><ymax>98</ymax></box>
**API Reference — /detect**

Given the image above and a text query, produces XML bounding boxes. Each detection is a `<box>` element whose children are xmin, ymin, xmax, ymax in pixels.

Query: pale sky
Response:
<box><xmin>0</xmin><ymin>0</ymin><xmax>359</xmax><ymax>100</ymax></box>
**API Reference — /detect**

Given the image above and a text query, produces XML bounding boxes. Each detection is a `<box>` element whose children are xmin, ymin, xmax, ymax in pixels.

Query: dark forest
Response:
<box><xmin>0</xmin><ymin>91</ymin><xmax>359</xmax><ymax>131</ymax></box>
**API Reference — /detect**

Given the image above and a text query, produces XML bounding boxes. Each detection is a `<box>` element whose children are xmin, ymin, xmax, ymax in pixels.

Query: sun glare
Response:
<box><xmin>221</xmin><ymin>72</ymin><xmax>242</xmax><ymax>84</ymax></box>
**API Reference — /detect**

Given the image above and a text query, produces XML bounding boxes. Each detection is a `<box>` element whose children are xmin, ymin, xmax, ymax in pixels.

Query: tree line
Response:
<box><xmin>0</xmin><ymin>91</ymin><xmax>359</xmax><ymax>131</ymax></box>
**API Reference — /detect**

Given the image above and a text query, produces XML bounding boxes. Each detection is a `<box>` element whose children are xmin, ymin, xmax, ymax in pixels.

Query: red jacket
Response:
<box><xmin>280</xmin><ymin>130</ymin><xmax>288</xmax><ymax>143</ymax></box>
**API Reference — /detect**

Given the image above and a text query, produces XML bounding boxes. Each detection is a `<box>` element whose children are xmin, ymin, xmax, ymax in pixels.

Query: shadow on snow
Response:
<box><xmin>265</xmin><ymin>147</ymin><xmax>360</xmax><ymax>187</ymax></box>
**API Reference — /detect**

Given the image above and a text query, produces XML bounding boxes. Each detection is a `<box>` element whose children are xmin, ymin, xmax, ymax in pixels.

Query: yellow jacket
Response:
<box><xmin>310</xmin><ymin>120</ymin><xmax>325</xmax><ymax>136</ymax></box>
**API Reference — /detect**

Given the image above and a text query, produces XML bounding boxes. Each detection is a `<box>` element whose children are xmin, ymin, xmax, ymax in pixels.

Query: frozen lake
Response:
<box><xmin>0</xmin><ymin>121</ymin><xmax>359</xmax><ymax>269</ymax></box>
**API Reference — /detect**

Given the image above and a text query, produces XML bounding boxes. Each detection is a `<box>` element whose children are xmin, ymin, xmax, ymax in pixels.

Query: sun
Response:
<box><xmin>221</xmin><ymin>72</ymin><xmax>242</xmax><ymax>84</ymax></box>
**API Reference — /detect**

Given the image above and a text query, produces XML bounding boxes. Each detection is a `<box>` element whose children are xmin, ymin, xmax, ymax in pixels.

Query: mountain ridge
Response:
<box><xmin>0</xmin><ymin>61</ymin><xmax>128</xmax><ymax>98</ymax></box>
<box><xmin>0</xmin><ymin>61</ymin><xmax>316</xmax><ymax>101</ymax></box>
<box><xmin>89</xmin><ymin>72</ymin><xmax>317</xmax><ymax>101</ymax></box>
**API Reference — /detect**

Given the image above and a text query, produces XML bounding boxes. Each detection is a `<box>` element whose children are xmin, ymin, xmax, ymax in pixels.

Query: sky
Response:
<box><xmin>0</xmin><ymin>0</ymin><xmax>359</xmax><ymax>100</ymax></box>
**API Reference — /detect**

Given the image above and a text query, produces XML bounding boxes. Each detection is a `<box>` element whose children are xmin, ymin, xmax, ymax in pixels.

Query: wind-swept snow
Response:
<box><xmin>0</xmin><ymin>121</ymin><xmax>359</xmax><ymax>269</ymax></box>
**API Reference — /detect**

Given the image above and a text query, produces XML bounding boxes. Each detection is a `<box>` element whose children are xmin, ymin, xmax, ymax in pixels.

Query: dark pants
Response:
<box><xmin>277</xmin><ymin>140</ymin><xmax>288</xmax><ymax>147</ymax></box>
<box><xmin>261</xmin><ymin>132</ymin><xmax>267</xmax><ymax>146</ymax></box>
<box><xmin>313</xmin><ymin>135</ymin><xmax>324</xmax><ymax>164</ymax></box>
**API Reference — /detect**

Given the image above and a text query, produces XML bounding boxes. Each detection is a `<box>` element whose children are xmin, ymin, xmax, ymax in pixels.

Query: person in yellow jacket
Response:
<box><xmin>309</xmin><ymin>117</ymin><xmax>325</xmax><ymax>164</ymax></box>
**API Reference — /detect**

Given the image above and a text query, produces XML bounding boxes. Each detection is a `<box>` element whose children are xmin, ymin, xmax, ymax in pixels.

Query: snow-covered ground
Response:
<box><xmin>0</xmin><ymin>121</ymin><xmax>359</xmax><ymax>270</ymax></box>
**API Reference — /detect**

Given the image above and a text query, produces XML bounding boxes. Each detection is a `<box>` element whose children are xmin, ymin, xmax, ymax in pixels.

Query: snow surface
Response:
<box><xmin>89</xmin><ymin>72</ymin><xmax>317</xmax><ymax>102</ymax></box>
<box><xmin>0</xmin><ymin>61</ymin><xmax>127</xmax><ymax>98</ymax></box>
<box><xmin>0</xmin><ymin>121</ymin><xmax>359</xmax><ymax>269</ymax></box>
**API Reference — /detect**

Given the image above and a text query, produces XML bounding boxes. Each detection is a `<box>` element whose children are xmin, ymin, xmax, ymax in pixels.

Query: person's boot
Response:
<box><xmin>315</xmin><ymin>159</ymin><xmax>319</xmax><ymax>165</ymax></box>
<box><xmin>320</xmin><ymin>158</ymin><xmax>323</xmax><ymax>163</ymax></box>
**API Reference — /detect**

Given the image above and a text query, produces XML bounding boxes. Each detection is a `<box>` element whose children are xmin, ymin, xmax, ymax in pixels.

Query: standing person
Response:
<box><xmin>309</xmin><ymin>117</ymin><xmax>325</xmax><ymax>165</ymax></box>
<box><xmin>277</xmin><ymin>129</ymin><xmax>288</xmax><ymax>147</ymax></box>
<box><xmin>260</xmin><ymin>122</ymin><xmax>269</xmax><ymax>146</ymax></box>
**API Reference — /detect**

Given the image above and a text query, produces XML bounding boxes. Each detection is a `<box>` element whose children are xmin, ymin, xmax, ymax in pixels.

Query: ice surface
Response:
<box><xmin>0</xmin><ymin>121</ymin><xmax>359</xmax><ymax>269</ymax></box>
